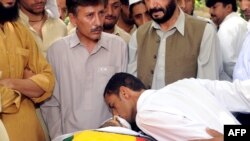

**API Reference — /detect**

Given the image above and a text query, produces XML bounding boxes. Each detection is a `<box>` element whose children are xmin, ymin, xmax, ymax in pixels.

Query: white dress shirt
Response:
<box><xmin>218</xmin><ymin>12</ymin><xmax>248</xmax><ymax>81</ymax></box>
<box><xmin>128</xmin><ymin>9</ymin><xmax>222</xmax><ymax>89</ymax></box>
<box><xmin>233</xmin><ymin>23</ymin><xmax>250</xmax><ymax>80</ymax></box>
<box><xmin>136</xmin><ymin>78</ymin><xmax>250</xmax><ymax>141</ymax></box>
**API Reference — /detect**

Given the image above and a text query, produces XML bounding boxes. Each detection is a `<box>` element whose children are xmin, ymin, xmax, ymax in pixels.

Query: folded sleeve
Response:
<box><xmin>22</xmin><ymin>23</ymin><xmax>55</xmax><ymax>103</ymax></box>
<box><xmin>0</xmin><ymin>86</ymin><xmax>21</xmax><ymax>113</ymax></box>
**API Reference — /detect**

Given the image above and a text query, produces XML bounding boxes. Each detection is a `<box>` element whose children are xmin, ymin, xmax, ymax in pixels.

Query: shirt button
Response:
<box><xmin>151</xmin><ymin>70</ymin><xmax>154</xmax><ymax>74</ymax></box>
<box><xmin>156</xmin><ymin>38</ymin><xmax>160</xmax><ymax>43</ymax></box>
<box><xmin>153</xmin><ymin>55</ymin><xmax>157</xmax><ymax>59</ymax></box>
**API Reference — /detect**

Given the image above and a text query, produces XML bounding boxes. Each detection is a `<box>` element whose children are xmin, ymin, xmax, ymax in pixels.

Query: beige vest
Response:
<box><xmin>137</xmin><ymin>14</ymin><xmax>206</xmax><ymax>88</ymax></box>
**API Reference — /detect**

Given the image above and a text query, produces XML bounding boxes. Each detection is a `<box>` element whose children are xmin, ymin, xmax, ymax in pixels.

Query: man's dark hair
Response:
<box><xmin>66</xmin><ymin>0</ymin><xmax>107</xmax><ymax>15</ymax></box>
<box><xmin>129</xmin><ymin>1</ymin><xmax>145</xmax><ymax>17</ymax></box>
<box><xmin>103</xmin><ymin>73</ymin><xmax>146</xmax><ymax>97</ymax></box>
<box><xmin>0</xmin><ymin>2</ymin><xmax>19</xmax><ymax>24</ymax></box>
<box><xmin>120</xmin><ymin>0</ymin><xmax>129</xmax><ymax>5</ymax></box>
<box><xmin>206</xmin><ymin>0</ymin><xmax>237</xmax><ymax>12</ymax></box>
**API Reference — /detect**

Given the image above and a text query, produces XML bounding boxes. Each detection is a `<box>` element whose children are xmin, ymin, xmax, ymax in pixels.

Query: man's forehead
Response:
<box><xmin>105</xmin><ymin>94</ymin><xmax>120</xmax><ymax>103</ymax></box>
<box><xmin>77</xmin><ymin>4</ymin><xmax>104</xmax><ymax>12</ymax></box>
<box><xmin>105</xmin><ymin>93</ymin><xmax>116</xmax><ymax>100</ymax></box>
<box><xmin>108</xmin><ymin>0</ymin><xmax>121</xmax><ymax>4</ymax></box>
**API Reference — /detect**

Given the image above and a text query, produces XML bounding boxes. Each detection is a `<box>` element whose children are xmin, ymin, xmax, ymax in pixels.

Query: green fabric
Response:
<box><xmin>63</xmin><ymin>136</ymin><xmax>73</xmax><ymax>141</ymax></box>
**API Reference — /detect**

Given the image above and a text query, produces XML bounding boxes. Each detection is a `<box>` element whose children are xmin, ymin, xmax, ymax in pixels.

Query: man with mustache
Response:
<box><xmin>0</xmin><ymin>0</ymin><xmax>55</xmax><ymax>141</ymax></box>
<box><xmin>239</xmin><ymin>0</ymin><xmax>250</xmax><ymax>21</ymax></box>
<box><xmin>103</xmin><ymin>0</ymin><xmax>131</xmax><ymax>43</ymax></box>
<box><xmin>206</xmin><ymin>0</ymin><xmax>248</xmax><ymax>81</ymax></box>
<box><xmin>40</xmin><ymin>0</ymin><xmax>128</xmax><ymax>140</ymax></box>
<box><xmin>128</xmin><ymin>0</ymin><xmax>223</xmax><ymax>89</ymax></box>
<box><xmin>18</xmin><ymin>0</ymin><xmax>67</xmax><ymax>57</ymax></box>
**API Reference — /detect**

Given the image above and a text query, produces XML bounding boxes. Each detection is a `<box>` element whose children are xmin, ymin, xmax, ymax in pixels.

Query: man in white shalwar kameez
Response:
<box><xmin>104</xmin><ymin>73</ymin><xmax>250</xmax><ymax>141</ymax></box>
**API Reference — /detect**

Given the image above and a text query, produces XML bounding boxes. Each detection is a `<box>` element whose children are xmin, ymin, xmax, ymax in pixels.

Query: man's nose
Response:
<box><xmin>94</xmin><ymin>15</ymin><xmax>102</xmax><ymax>26</ymax></box>
<box><xmin>179</xmin><ymin>0</ymin><xmax>186</xmax><ymax>10</ymax></box>
<box><xmin>106</xmin><ymin>5</ymin><xmax>113</xmax><ymax>15</ymax></box>
<box><xmin>146</xmin><ymin>0</ymin><xmax>158</xmax><ymax>10</ymax></box>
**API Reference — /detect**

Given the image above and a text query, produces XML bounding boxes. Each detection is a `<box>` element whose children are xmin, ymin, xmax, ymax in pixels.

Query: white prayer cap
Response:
<box><xmin>129</xmin><ymin>0</ymin><xmax>142</xmax><ymax>6</ymax></box>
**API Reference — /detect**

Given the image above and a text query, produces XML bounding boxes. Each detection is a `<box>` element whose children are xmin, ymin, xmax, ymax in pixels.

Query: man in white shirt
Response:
<box><xmin>232</xmin><ymin>0</ymin><xmax>250</xmax><ymax>80</ymax></box>
<box><xmin>233</xmin><ymin>23</ymin><xmax>250</xmax><ymax>80</ymax></box>
<box><xmin>206</xmin><ymin>0</ymin><xmax>248</xmax><ymax>80</ymax></box>
<box><xmin>104</xmin><ymin>72</ymin><xmax>250</xmax><ymax>141</ymax></box>
<box><xmin>128</xmin><ymin>0</ymin><xmax>151</xmax><ymax>27</ymax></box>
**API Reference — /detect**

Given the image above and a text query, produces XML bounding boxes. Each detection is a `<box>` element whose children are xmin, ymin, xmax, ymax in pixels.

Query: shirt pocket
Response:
<box><xmin>16</xmin><ymin>47</ymin><xmax>30</xmax><ymax>56</ymax></box>
<box><xmin>97</xmin><ymin>66</ymin><xmax>116</xmax><ymax>76</ymax></box>
<box><xmin>95</xmin><ymin>66</ymin><xmax>117</xmax><ymax>90</ymax></box>
<box><xmin>15</xmin><ymin>47</ymin><xmax>30</xmax><ymax>67</ymax></box>
<box><xmin>86</xmin><ymin>66</ymin><xmax>116</xmax><ymax>109</ymax></box>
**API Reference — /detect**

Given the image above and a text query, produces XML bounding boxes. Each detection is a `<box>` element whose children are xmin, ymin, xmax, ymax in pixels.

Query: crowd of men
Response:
<box><xmin>0</xmin><ymin>0</ymin><xmax>249</xmax><ymax>141</ymax></box>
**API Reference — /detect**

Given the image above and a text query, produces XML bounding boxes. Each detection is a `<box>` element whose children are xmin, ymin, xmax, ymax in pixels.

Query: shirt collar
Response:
<box><xmin>113</xmin><ymin>25</ymin><xmax>120</xmax><ymax>36</ymax></box>
<box><xmin>137</xmin><ymin>90</ymin><xmax>157</xmax><ymax>111</ymax></box>
<box><xmin>19</xmin><ymin>9</ymin><xmax>52</xmax><ymax>24</ymax></box>
<box><xmin>151</xmin><ymin>7</ymin><xmax>185</xmax><ymax>36</ymax></box>
<box><xmin>68</xmin><ymin>31</ymin><xmax>81</xmax><ymax>48</ymax></box>
<box><xmin>222</xmin><ymin>12</ymin><xmax>239</xmax><ymax>24</ymax></box>
<box><xmin>69</xmin><ymin>30</ymin><xmax>110</xmax><ymax>51</ymax></box>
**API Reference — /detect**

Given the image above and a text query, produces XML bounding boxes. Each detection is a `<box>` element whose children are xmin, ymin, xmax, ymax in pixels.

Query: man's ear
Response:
<box><xmin>225</xmin><ymin>4</ymin><xmax>233</xmax><ymax>13</ymax></box>
<box><xmin>68</xmin><ymin>13</ymin><xmax>76</xmax><ymax>26</ymax></box>
<box><xmin>119</xmin><ymin>86</ymin><xmax>131</xmax><ymax>99</ymax></box>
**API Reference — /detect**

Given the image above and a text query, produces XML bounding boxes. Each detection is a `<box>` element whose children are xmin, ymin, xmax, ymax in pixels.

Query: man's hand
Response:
<box><xmin>205</xmin><ymin>128</ymin><xmax>223</xmax><ymax>141</ymax></box>
<box><xmin>23</xmin><ymin>68</ymin><xmax>35</xmax><ymax>79</ymax></box>
<box><xmin>0</xmin><ymin>70</ymin><xmax>2</xmax><ymax>78</ymax></box>
<box><xmin>0</xmin><ymin>79</ymin><xmax>14</xmax><ymax>89</ymax></box>
<box><xmin>0</xmin><ymin>68</ymin><xmax>35</xmax><ymax>88</ymax></box>
<box><xmin>0</xmin><ymin>68</ymin><xmax>44</xmax><ymax>98</ymax></box>
<box><xmin>190</xmin><ymin>128</ymin><xmax>223</xmax><ymax>141</ymax></box>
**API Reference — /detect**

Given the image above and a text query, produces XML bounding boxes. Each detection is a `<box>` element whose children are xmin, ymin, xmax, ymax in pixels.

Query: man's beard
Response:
<box><xmin>148</xmin><ymin>0</ymin><xmax>176</xmax><ymax>24</ymax></box>
<box><xmin>0</xmin><ymin>2</ymin><xmax>19</xmax><ymax>24</ymax></box>
<box><xmin>103</xmin><ymin>23</ymin><xmax>115</xmax><ymax>31</ymax></box>
<box><xmin>120</xmin><ymin>11</ymin><xmax>134</xmax><ymax>26</ymax></box>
